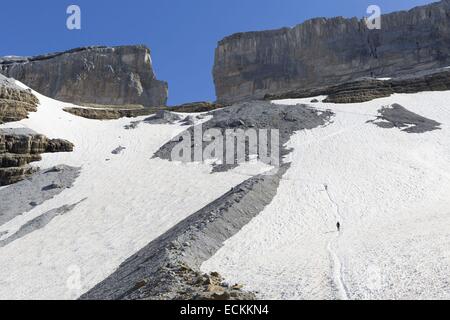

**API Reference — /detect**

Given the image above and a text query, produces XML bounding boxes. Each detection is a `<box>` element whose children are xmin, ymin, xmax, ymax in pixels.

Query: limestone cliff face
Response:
<box><xmin>0</xmin><ymin>74</ymin><xmax>39</xmax><ymax>124</ymax></box>
<box><xmin>213</xmin><ymin>0</ymin><xmax>450</xmax><ymax>103</ymax></box>
<box><xmin>0</xmin><ymin>45</ymin><xmax>168</xmax><ymax>107</ymax></box>
<box><xmin>0</xmin><ymin>76</ymin><xmax>74</xmax><ymax>186</ymax></box>
<box><xmin>0</xmin><ymin>128</ymin><xmax>74</xmax><ymax>186</ymax></box>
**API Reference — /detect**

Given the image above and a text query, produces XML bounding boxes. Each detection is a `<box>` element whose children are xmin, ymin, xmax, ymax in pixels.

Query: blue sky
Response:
<box><xmin>1</xmin><ymin>0</ymin><xmax>436</xmax><ymax>105</ymax></box>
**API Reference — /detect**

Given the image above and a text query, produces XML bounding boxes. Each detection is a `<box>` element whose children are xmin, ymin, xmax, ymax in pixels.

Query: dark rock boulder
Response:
<box><xmin>170</xmin><ymin>101</ymin><xmax>225</xmax><ymax>113</ymax></box>
<box><xmin>63</xmin><ymin>106</ymin><xmax>156</xmax><ymax>120</ymax></box>
<box><xmin>45</xmin><ymin>139</ymin><xmax>75</xmax><ymax>153</ymax></box>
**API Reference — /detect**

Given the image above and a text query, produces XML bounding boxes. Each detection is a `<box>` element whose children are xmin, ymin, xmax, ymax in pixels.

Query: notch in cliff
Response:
<box><xmin>213</xmin><ymin>0</ymin><xmax>450</xmax><ymax>104</ymax></box>
<box><xmin>0</xmin><ymin>45</ymin><xmax>168</xmax><ymax>108</ymax></box>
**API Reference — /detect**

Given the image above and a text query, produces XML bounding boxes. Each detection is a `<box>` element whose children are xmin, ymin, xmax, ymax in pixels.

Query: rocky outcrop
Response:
<box><xmin>265</xmin><ymin>68</ymin><xmax>450</xmax><ymax>103</ymax></box>
<box><xmin>213</xmin><ymin>0</ymin><xmax>450</xmax><ymax>103</ymax></box>
<box><xmin>63</xmin><ymin>106</ymin><xmax>156</xmax><ymax>120</ymax></box>
<box><xmin>369</xmin><ymin>104</ymin><xmax>442</xmax><ymax>133</ymax></box>
<box><xmin>0</xmin><ymin>128</ymin><xmax>74</xmax><ymax>186</ymax></box>
<box><xmin>0</xmin><ymin>166</ymin><xmax>37</xmax><ymax>187</ymax></box>
<box><xmin>144</xmin><ymin>110</ymin><xmax>183</xmax><ymax>124</ymax></box>
<box><xmin>80</xmin><ymin>167</ymin><xmax>279</xmax><ymax>300</ymax></box>
<box><xmin>141</xmin><ymin>265</ymin><xmax>256</xmax><ymax>301</ymax></box>
<box><xmin>170</xmin><ymin>101</ymin><xmax>225</xmax><ymax>113</ymax></box>
<box><xmin>0</xmin><ymin>74</ymin><xmax>39</xmax><ymax>124</ymax></box>
<box><xmin>0</xmin><ymin>165</ymin><xmax>80</xmax><ymax>228</ymax></box>
<box><xmin>64</xmin><ymin>102</ymin><xmax>224</xmax><ymax>121</ymax></box>
<box><xmin>0</xmin><ymin>45</ymin><xmax>168</xmax><ymax>107</ymax></box>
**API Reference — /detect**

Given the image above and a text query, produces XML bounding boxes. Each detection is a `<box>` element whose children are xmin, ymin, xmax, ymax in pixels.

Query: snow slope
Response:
<box><xmin>2</xmin><ymin>80</ymin><xmax>450</xmax><ymax>300</ymax></box>
<box><xmin>0</xmin><ymin>82</ymin><xmax>269</xmax><ymax>300</ymax></box>
<box><xmin>202</xmin><ymin>91</ymin><xmax>450</xmax><ymax>300</ymax></box>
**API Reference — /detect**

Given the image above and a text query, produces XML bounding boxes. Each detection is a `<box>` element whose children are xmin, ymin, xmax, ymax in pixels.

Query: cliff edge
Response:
<box><xmin>0</xmin><ymin>45</ymin><xmax>168</xmax><ymax>107</ymax></box>
<box><xmin>213</xmin><ymin>0</ymin><xmax>450</xmax><ymax>103</ymax></box>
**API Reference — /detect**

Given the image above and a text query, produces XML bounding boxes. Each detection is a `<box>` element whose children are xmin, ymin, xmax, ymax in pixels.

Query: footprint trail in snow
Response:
<box><xmin>324</xmin><ymin>184</ymin><xmax>349</xmax><ymax>300</ymax></box>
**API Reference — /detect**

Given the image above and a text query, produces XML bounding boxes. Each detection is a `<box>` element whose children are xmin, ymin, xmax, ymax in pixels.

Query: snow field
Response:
<box><xmin>202</xmin><ymin>91</ymin><xmax>450</xmax><ymax>300</ymax></box>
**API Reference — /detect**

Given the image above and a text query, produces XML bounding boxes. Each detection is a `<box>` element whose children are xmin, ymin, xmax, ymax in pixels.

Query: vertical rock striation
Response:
<box><xmin>0</xmin><ymin>45</ymin><xmax>168</xmax><ymax>107</ymax></box>
<box><xmin>213</xmin><ymin>0</ymin><xmax>450</xmax><ymax>103</ymax></box>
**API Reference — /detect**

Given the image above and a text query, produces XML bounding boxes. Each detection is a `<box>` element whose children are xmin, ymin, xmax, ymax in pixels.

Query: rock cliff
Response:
<box><xmin>0</xmin><ymin>45</ymin><xmax>168</xmax><ymax>107</ymax></box>
<box><xmin>265</xmin><ymin>67</ymin><xmax>450</xmax><ymax>103</ymax></box>
<box><xmin>213</xmin><ymin>0</ymin><xmax>450</xmax><ymax>103</ymax></box>
<box><xmin>0</xmin><ymin>128</ymin><xmax>74</xmax><ymax>186</ymax></box>
<box><xmin>63</xmin><ymin>102</ymin><xmax>225</xmax><ymax>121</ymax></box>
<box><xmin>0</xmin><ymin>74</ymin><xmax>39</xmax><ymax>123</ymax></box>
